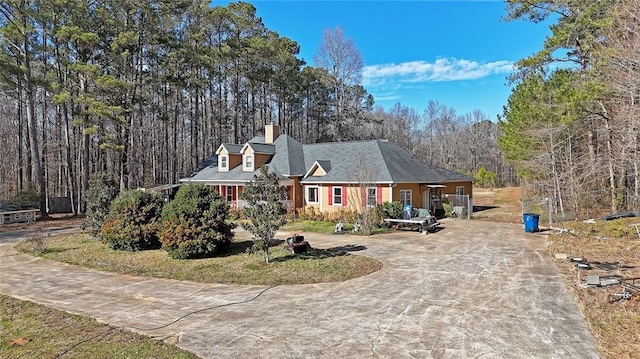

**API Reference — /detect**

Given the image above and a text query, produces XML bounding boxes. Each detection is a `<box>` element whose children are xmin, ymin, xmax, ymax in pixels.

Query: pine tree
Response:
<box><xmin>239</xmin><ymin>167</ymin><xmax>288</xmax><ymax>263</ymax></box>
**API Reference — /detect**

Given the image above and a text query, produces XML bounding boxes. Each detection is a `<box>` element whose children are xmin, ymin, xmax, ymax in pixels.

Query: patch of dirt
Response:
<box><xmin>0</xmin><ymin>214</ymin><xmax>83</xmax><ymax>233</ymax></box>
<box><xmin>472</xmin><ymin>187</ymin><xmax>522</xmax><ymax>223</ymax></box>
<box><xmin>549</xmin><ymin>225</ymin><xmax>640</xmax><ymax>358</ymax></box>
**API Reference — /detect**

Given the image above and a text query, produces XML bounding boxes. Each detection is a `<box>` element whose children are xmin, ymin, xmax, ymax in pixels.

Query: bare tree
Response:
<box><xmin>347</xmin><ymin>154</ymin><xmax>380</xmax><ymax>236</ymax></box>
<box><xmin>314</xmin><ymin>26</ymin><xmax>364</xmax><ymax>140</ymax></box>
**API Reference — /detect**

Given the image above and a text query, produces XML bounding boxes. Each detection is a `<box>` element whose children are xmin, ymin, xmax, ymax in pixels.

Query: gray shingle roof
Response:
<box><xmin>182</xmin><ymin>134</ymin><xmax>473</xmax><ymax>185</ymax></box>
<box><xmin>220</xmin><ymin>144</ymin><xmax>243</xmax><ymax>154</ymax></box>
<box><xmin>377</xmin><ymin>141</ymin><xmax>473</xmax><ymax>183</ymax></box>
<box><xmin>268</xmin><ymin>135</ymin><xmax>306</xmax><ymax>176</ymax></box>
<box><xmin>246</xmin><ymin>142</ymin><xmax>275</xmax><ymax>155</ymax></box>
<box><xmin>301</xmin><ymin>141</ymin><xmax>392</xmax><ymax>183</ymax></box>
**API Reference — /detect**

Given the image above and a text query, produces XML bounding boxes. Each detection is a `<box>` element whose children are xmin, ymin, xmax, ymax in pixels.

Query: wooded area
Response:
<box><xmin>500</xmin><ymin>0</ymin><xmax>640</xmax><ymax>217</ymax></box>
<box><xmin>0</xmin><ymin>0</ymin><xmax>506</xmax><ymax>215</ymax></box>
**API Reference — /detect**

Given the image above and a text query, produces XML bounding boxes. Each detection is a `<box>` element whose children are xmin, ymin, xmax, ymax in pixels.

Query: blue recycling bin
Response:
<box><xmin>523</xmin><ymin>213</ymin><xmax>540</xmax><ymax>233</ymax></box>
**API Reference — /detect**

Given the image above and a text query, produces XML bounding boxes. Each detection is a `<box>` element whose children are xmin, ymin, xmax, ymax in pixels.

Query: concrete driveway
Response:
<box><xmin>0</xmin><ymin>220</ymin><xmax>599</xmax><ymax>358</ymax></box>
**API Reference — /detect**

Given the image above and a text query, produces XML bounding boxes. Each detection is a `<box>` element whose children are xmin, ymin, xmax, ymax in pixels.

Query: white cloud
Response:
<box><xmin>362</xmin><ymin>58</ymin><xmax>514</xmax><ymax>85</ymax></box>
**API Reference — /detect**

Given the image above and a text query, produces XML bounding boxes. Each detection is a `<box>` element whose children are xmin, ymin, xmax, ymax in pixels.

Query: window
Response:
<box><xmin>244</xmin><ymin>154</ymin><xmax>253</xmax><ymax>170</ymax></box>
<box><xmin>307</xmin><ymin>186</ymin><xmax>319</xmax><ymax>204</ymax></box>
<box><xmin>366</xmin><ymin>187</ymin><xmax>377</xmax><ymax>206</ymax></box>
<box><xmin>219</xmin><ymin>156</ymin><xmax>228</xmax><ymax>170</ymax></box>
<box><xmin>333</xmin><ymin>187</ymin><xmax>342</xmax><ymax>205</ymax></box>
<box><xmin>399</xmin><ymin>190</ymin><xmax>412</xmax><ymax>207</ymax></box>
<box><xmin>456</xmin><ymin>186</ymin><xmax>465</xmax><ymax>196</ymax></box>
<box><xmin>226</xmin><ymin>186</ymin><xmax>233</xmax><ymax>201</ymax></box>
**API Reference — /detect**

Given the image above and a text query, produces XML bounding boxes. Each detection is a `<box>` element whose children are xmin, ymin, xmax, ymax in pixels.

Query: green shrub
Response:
<box><xmin>83</xmin><ymin>173</ymin><xmax>119</xmax><ymax>238</ymax></box>
<box><xmin>443</xmin><ymin>203</ymin><xmax>453</xmax><ymax>217</ymax></box>
<box><xmin>101</xmin><ymin>190</ymin><xmax>164</xmax><ymax>251</ymax></box>
<box><xmin>379</xmin><ymin>201</ymin><xmax>403</xmax><ymax>219</ymax></box>
<box><xmin>160</xmin><ymin>184</ymin><xmax>235</xmax><ymax>259</ymax></box>
<box><xmin>7</xmin><ymin>185</ymin><xmax>42</xmax><ymax>209</ymax></box>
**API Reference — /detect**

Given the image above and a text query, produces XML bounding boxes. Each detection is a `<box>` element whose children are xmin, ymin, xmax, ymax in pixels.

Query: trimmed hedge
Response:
<box><xmin>101</xmin><ymin>190</ymin><xmax>164</xmax><ymax>251</ymax></box>
<box><xmin>159</xmin><ymin>184</ymin><xmax>235</xmax><ymax>259</ymax></box>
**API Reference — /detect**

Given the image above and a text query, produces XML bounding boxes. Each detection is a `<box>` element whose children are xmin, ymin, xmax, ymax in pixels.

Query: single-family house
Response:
<box><xmin>181</xmin><ymin>124</ymin><xmax>473</xmax><ymax>217</ymax></box>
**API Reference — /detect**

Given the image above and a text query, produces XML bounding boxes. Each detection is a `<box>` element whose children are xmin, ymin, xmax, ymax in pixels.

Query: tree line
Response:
<box><xmin>0</xmin><ymin>0</ymin><xmax>507</xmax><ymax>215</ymax></box>
<box><xmin>500</xmin><ymin>0</ymin><xmax>640</xmax><ymax>216</ymax></box>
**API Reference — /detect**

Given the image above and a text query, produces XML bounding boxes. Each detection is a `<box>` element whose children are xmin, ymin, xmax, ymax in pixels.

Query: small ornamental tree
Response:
<box><xmin>240</xmin><ymin>167</ymin><xmax>289</xmax><ymax>263</ymax></box>
<box><xmin>82</xmin><ymin>173</ymin><xmax>119</xmax><ymax>238</ymax></box>
<box><xmin>101</xmin><ymin>190</ymin><xmax>164</xmax><ymax>251</ymax></box>
<box><xmin>159</xmin><ymin>184</ymin><xmax>235</xmax><ymax>259</ymax></box>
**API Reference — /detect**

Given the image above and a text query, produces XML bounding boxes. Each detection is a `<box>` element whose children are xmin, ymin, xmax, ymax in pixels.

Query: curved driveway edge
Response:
<box><xmin>0</xmin><ymin>220</ymin><xmax>600</xmax><ymax>358</ymax></box>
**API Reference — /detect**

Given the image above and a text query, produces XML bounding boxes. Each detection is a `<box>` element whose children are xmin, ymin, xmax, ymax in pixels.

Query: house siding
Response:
<box><xmin>392</xmin><ymin>183</ymin><xmax>422</xmax><ymax>207</ymax></box>
<box><xmin>306</xmin><ymin>184</ymin><xmax>390</xmax><ymax>213</ymax></box>
<box><xmin>254</xmin><ymin>153</ymin><xmax>271</xmax><ymax>168</ymax></box>
<box><xmin>228</xmin><ymin>154</ymin><xmax>242</xmax><ymax>169</ymax></box>
<box><xmin>442</xmin><ymin>182</ymin><xmax>473</xmax><ymax>199</ymax></box>
<box><xmin>312</xmin><ymin>166</ymin><xmax>326</xmax><ymax>176</ymax></box>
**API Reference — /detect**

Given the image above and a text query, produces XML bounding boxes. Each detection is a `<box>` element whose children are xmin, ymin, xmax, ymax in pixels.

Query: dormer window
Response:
<box><xmin>219</xmin><ymin>155</ymin><xmax>228</xmax><ymax>170</ymax></box>
<box><xmin>244</xmin><ymin>154</ymin><xmax>253</xmax><ymax>171</ymax></box>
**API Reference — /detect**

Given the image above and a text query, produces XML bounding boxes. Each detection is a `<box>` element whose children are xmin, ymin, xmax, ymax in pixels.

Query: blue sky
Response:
<box><xmin>213</xmin><ymin>1</ymin><xmax>553</xmax><ymax>120</ymax></box>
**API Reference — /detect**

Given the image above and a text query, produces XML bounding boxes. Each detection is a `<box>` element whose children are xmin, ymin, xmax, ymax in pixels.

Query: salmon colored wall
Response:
<box><xmin>392</xmin><ymin>183</ymin><xmax>422</xmax><ymax>207</ymax></box>
<box><xmin>442</xmin><ymin>182</ymin><xmax>473</xmax><ymax>198</ymax></box>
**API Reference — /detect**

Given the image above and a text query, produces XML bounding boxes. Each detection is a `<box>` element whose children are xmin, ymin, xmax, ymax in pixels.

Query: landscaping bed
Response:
<box><xmin>16</xmin><ymin>232</ymin><xmax>382</xmax><ymax>286</ymax></box>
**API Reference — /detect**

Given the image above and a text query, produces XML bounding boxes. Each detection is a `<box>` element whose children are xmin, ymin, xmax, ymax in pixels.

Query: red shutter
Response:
<box><xmin>342</xmin><ymin>186</ymin><xmax>347</xmax><ymax>207</ymax></box>
<box><xmin>328</xmin><ymin>186</ymin><xmax>333</xmax><ymax>205</ymax></box>
<box><xmin>361</xmin><ymin>187</ymin><xmax>366</xmax><ymax>206</ymax></box>
<box><xmin>232</xmin><ymin>186</ymin><xmax>237</xmax><ymax>201</ymax></box>
<box><xmin>377</xmin><ymin>186</ymin><xmax>382</xmax><ymax>205</ymax></box>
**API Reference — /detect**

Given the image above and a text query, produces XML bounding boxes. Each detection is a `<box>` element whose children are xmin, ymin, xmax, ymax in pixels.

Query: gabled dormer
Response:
<box><xmin>240</xmin><ymin>142</ymin><xmax>275</xmax><ymax>172</ymax></box>
<box><xmin>303</xmin><ymin>160</ymin><xmax>331</xmax><ymax>179</ymax></box>
<box><xmin>215</xmin><ymin>144</ymin><xmax>243</xmax><ymax>172</ymax></box>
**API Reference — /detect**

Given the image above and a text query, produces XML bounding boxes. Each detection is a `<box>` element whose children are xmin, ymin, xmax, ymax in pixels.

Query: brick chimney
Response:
<box><xmin>265</xmin><ymin>122</ymin><xmax>280</xmax><ymax>144</ymax></box>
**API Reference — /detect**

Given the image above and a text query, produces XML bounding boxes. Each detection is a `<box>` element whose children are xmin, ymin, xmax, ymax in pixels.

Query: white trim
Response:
<box><xmin>243</xmin><ymin>154</ymin><xmax>254</xmax><ymax>171</ymax></box>
<box><xmin>366</xmin><ymin>187</ymin><xmax>377</xmax><ymax>207</ymax></box>
<box><xmin>389</xmin><ymin>184</ymin><xmax>393</xmax><ymax>202</ymax></box>
<box><xmin>301</xmin><ymin>180</ymin><xmax>394</xmax><ymax>185</ymax></box>
<box><xmin>219</xmin><ymin>155</ymin><xmax>228</xmax><ymax>171</ymax></box>
<box><xmin>240</xmin><ymin>143</ymin><xmax>252</xmax><ymax>154</ymax></box>
<box><xmin>306</xmin><ymin>185</ymin><xmax>320</xmax><ymax>204</ymax></box>
<box><xmin>303</xmin><ymin>160</ymin><xmax>326</xmax><ymax>179</ymax></box>
<box><xmin>332</xmin><ymin>186</ymin><xmax>343</xmax><ymax>206</ymax></box>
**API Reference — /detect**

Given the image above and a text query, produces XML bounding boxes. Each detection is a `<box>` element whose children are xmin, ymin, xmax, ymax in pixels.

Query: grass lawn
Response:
<box><xmin>0</xmin><ymin>294</ymin><xmax>196</xmax><ymax>359</ymax></box>
<box><xmin>16</xmin><ymin>232</ymin><xmax>382</xmax><ymax>286</ymax></box>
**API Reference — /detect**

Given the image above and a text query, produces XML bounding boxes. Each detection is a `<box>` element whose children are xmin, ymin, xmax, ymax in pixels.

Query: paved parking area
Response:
<box><xmin>0</xmin><ymin>220</ymin><xmax>600</xmax><ymax>358</ymax></box>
